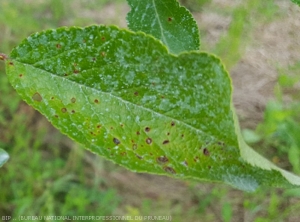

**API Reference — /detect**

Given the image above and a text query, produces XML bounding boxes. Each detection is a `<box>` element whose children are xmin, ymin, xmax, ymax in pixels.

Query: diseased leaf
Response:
<box><xmin>0</xmin><ymin>148</ymin><xmax>9</xmax><ymax>167</ymax></box>
<box><xmin>126</xmin><ymin>0</ymin><xmax>200</xmax><ymax>54</ymax></box>
<box><xmin>5</xmin><ymin>25</ymin><xmax>300</xmax><ymax>191</ymax></box>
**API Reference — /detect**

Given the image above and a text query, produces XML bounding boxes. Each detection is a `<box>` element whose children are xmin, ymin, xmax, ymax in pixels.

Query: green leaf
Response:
<box><xmin>4</xmin><ymin>25</ymin><xmax>300</xmax><ymax>191</ymax></box>
<box><xmin>291</xmin><ymin>0</ymin><xmax>300</xmax><ymax>6</ymax></box>
<box><xmin>126</xmin><ymin>0</ymin><xmax>200</xmax><ymax>54</ymax></box>
<box><xmin>0</xmin><ymin>148</ymin><xmax>9</xmax><ymax>167</ymax></box>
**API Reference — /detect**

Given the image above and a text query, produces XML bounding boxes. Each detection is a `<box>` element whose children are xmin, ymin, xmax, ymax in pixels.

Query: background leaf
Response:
<box><xmin>5</xmin><ymin>25</ymin><xmax>300</xmax><ymax>191</ymax></box>
<box><xmin>0</xmin><ymin>148</ymin><xmax>9</xmax><ymax>167</ymax></box>
<box><xmin>291</xmin><ymin>0</ymin><xmax>300</xmax><ymax>6</ymax></box>
<box><xmin>126</xmin><ymin>0</ymin><xmax>200</xmax><ymax>54</ymax></box>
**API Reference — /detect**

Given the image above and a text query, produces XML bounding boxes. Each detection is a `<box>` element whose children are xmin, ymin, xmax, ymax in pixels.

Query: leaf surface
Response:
<box><xmin>5</xmin><ymin>25</ymin><xmax>300</xmax><ymax>191</ymax></box>
<box><xmin>126</xmin><ymin>0</ymin><xmax>200</xmax><ymax>54</ymax></box>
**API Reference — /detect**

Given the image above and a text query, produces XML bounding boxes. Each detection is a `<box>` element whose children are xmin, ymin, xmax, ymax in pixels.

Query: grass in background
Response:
<box><xmin>243</xmin><ymin>61</ymin><xmax>300</xmax><ymax>174</ymax></box>
<box><xmin>205</xmin><ymin>0</ymin><xmax>280</xmax><ymax>70</ymax></box>
<box><xmin>1</xmin><ymin>0</ymin><xmax>300</xmax><ymax>222</ymax></box>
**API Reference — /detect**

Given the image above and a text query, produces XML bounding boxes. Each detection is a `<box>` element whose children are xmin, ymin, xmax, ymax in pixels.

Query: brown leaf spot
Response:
<box><xmin>56</xmin><ymin>44</ymin><xmax>61</xmax><ymax>49</ymax></box>
<box><xmin>73</xmin><ymin>69</ymin><xmax>79</xmax><ymax>74</ymax></box>
<box><xmin>168</xmin><ymin>17</ymin><xmax>173</xmax><ymax>22</ymax></box>
<box><xmin>61</xmin><ymin>108</ymin><xmax>67</xmax><ymax>113</ymax></box>
<box><xmin>136</xmin><ymin>154</ymin><xmax>143</xmax><ymax>159</ymax></box>
<box><xmin>203</xmin><ymin>148</ymin><xmax>210</xmax><ymax>156</ymax></box>
<box><xmin>71</xmin><ymin>97</ymin><xmax>76</xmax><ymax>103</ymax></box>
<box><xmin>145</xmin><ymin>127</ymin><xmax>151</xmax><ymax>132</ymax></box>
<box><xmin>218</xmin><ymin>141</ymin><xmax>225</xmax><ymax>146</ymax></box>
<box><xmin>134</xmin><ymin>91</ymin><xmax>139</xmax><ymax>96</ymax></box>
<box><xmin>163</xmin><ymin>140</ymin><xmax>169</xmax><ymax>145</ymax></box>
<box><xmin>71</xmin><ymin>110</ymin><xmax>76</xmax><ymax>114</ymax></box>
<box><xmin>171</xmin><ymin>121</ymin><xmax>175</xmax><ymax>127</ymax></box>
<box><xmin>156</xmin><ymin>156</ymin><xmax>169</xmax><ymax>164</ymax></box>
<box><xmin>113</xmin><ymin>138</ymin><xmax>120</xmax><ymax>145</ymax></box>
<box><xmin>163</xmin><ymin>166</ymin><xmax>176</xmax><ymax>174</ymax></box>
<box><xmin>19</xmin><ymin>74</ymin><xmax>23</xmax><ymax>78</ymax></box>
<box><xmin>94</xmin><ymin>99</ymin><xmax>99</xmax><ymax>103</ymax></box>
<box><xmin>136</xmin><ymin>131</ymin><xmax>140</xmax><ymax>135</ymax></box>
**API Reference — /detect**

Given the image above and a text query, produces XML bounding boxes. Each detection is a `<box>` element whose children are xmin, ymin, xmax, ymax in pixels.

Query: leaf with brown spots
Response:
<box><xmin>2</xmin><ymin>20</ymin><xmax>300</xmax><ymax>192</ymax></box>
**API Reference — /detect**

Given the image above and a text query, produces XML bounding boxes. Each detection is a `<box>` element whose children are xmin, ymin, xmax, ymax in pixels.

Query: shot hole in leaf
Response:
<box><xmin>156</xmin><ymin>156</ymin><xmax>169</xmax><ymax>164</ymax></box>
<box><xmin>132</xmin><ymin>144</ymin><xmax>137</xmax><ymax>150</ymax></box>
<box><xmin>146</xmin><ymin>138</ymin><xmax>152</xmax><ymax>144</ymax></box>
<box><xmin>32</xmin><ymin>92</ymin><xmax>42</xmax><ymax>102</ymax></box>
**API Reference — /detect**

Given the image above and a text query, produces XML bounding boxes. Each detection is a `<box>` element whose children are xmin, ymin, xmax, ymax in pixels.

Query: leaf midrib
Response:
<box><xmin>16</xmin><ymin>60</ymin><xmax>224</xmax><ymax>146</ymax></box>
<box><xmin>152</xmin><ymin>0</ymin><xmax>170</xmax><ymax>50</ymax></box>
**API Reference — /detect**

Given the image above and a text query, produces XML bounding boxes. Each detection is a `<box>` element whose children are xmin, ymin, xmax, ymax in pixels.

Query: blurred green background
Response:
<box><xmin>1</xmin><ymin>0</ymin><xmax>300</xmax><ymax>221</ymax></box>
